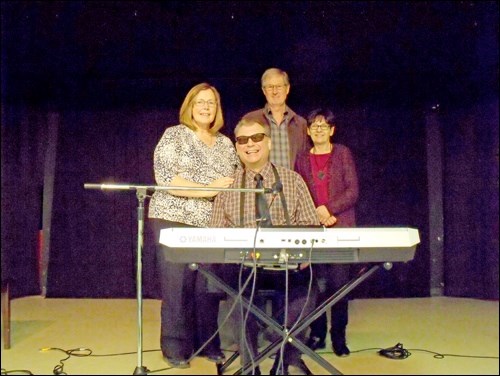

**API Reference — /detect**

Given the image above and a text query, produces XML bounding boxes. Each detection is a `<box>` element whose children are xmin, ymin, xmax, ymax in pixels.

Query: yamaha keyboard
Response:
<box><xmin>159</xmin><ymin>227</ymin><xmax>420</xmax><ymax>264</ymax></box>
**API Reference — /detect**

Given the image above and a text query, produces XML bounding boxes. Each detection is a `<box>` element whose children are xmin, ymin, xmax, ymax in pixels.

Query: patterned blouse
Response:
<box><xmin>209</xmin><ymin>162</ymin><xmax>319</xmax><ymax>228</ymax></box>
<box><xmin>148</xmin><ymin>124</ymin><xmax>240</xmax><ymax>227</ymax></box>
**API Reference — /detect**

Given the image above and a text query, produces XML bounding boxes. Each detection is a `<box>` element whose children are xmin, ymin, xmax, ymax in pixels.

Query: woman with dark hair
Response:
<box><xmin>148</xmin><ymin>83</ymin><xmax>240</xmax><ymax>368</ymax></box>
<box><xmin>294</xmin><ymin>108</ymin><xmax>359</xmax><ymax>357</ymax></box>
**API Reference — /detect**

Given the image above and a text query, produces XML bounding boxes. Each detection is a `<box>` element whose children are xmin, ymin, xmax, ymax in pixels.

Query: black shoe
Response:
<box><xmin>164</xmin><ymin>356</ymin><xmax>190</xmax><ymax>368</ymax></box>
<box><xmin>270</xmin><ymin>353</ymin><xmax>287</xmax><ymax>375</ymax></box>
<box><xmin>200</xmin><ymin>350</ymin><xmax>226</xmax><ymax>363</ymax></box>
<box><xmin>243</xmin><ymin>366</ymin><xmax>261</xmax><ymax>375</ymax></box>
<box><xmin>306</xmin><ymin>336</ymin><xmax>326</xmax><ymax>351</ymax></box>
<box><xmin>288</xmin><ymin>358</ymin><xmax>313</xmax><ymax>375</ymax></box>
<box><xmin>270</xmin><ymin>364</ymin><xmax>288</xmax><ymax>375</ymax></box>
<box><xmin>332</xmin><ymin>339</ymin><xmax>350</xmax><ymax>357</ymax></box>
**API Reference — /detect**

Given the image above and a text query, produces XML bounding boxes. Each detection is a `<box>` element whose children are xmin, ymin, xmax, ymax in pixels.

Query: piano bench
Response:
<box><xmin>256</xmin><ymin>289</ymin><xmax>280</xmax><ymax>298</ymax></box>
<box><xmin>253</xmin><ymin>289</ymin><xmax>284</xmax><ymax>318</ymax></box>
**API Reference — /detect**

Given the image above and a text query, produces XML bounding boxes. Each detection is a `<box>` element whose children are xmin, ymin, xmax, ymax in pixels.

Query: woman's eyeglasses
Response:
<box><xmin>235</xmin><ymin>133</ymin><xmax>267</xmax><ymax>145</ymax></box>
<box><xmin>194</xmin><ymin>99</ymin><xmax>217</xmax><ymax>108</ymax></box>
<box><xmin>309</xmin><ymin>124</ymin><xmax>331</xmax><ymax>130</ymax></box>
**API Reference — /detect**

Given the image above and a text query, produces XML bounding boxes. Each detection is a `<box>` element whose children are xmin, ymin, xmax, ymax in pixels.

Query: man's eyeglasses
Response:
<box><xmin>309</xmin><ymin>124</ymin><xmax>331</xmax><ymax>130</ymax></box>
<box><xmin>194</xmin><ymin>99</ymin><xmax>217</xmax><ymax>108</ymax></box>
<box><xmin>235</xmin><ymin>133</ymin><xmax>267</xmax><ymax>145</ymax></box>
<box><xmin>263</xmin><ymin>84</ymin><xmax>287</xmax><ymax>92</ymax></box>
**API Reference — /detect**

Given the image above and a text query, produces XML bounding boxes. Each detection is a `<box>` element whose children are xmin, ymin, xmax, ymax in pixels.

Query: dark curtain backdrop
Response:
<box><xmin>45</xmin><ymin>108</ymin><xmax>177</xmax><ymax>298</ymax></box>
<box><xmin>1</xmin><ymin>106</ymin><xmax>46</xmax><ymax>298</ymax></box>
<box><xmin>1</xmin><ymin>99</ymin><xmax>498</xmax><ymax>300</ymax></box>
<box><xmin>43</xmin><ymin>102</ymin><xmax>430</xmax><ymax>299</ymax></box>
<box><xmin>442</xmin><ymin>100</ymin><xmax>499</xmax><ymax>299</ymax></box>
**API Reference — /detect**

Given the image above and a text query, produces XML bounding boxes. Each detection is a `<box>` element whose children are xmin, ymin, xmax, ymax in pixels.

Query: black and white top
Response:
<box><xmin>148</xmin><ymin>124</ymin><xmax>240</xmax><ymax>227</ymax></box>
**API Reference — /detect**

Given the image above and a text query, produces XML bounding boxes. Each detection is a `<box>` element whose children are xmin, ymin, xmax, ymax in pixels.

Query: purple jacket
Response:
<box><xmin>294</xmin><ymin>144</ymin><xmax>359</xmax><ymax>227</ymax></box>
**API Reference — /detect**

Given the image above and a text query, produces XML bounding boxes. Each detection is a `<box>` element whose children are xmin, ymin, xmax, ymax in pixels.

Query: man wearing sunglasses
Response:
<box><xmin>210</xmin><ymin>118</ymin><xmax>329</xmax><ymax>375</ymax></box>
<box><xmin>242</xmin><ymin>67</ymin><xmax>309</xmax><ymax>170</ymax></box>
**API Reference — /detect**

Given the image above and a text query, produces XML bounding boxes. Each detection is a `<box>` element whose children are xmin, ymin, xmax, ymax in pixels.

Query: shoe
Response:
<box><xmin>243</xmin><ymin>366</ymin><xmax>261</xmax><ymax>375</ymax></box>
<box><xmin>272</xmin><ymin>357</ymin><xmax>313</xmax><ymax>375</ymax></box>
<box><xmin>306</xmin><ymin>336</ymin><xmax>326</xmax><ymax>351</ymax></box>
<box><xmin>270</xmin><ymin>364</ymin><xmax>288</xmax><ymax>375</ymax></box>
<box><xmin>163</xmin><ymin>356</ymin><xmax>190</xmax><ymax>368</ymax></box>
<box><xmin>332</xmin><ymin>339</ymin><xmax>350</xmax><ymax>357</ymax></box>
<box><xmin>200</xmin><ymin>350</ymin><xmax>226</xmax><ymax>363</ymax></box>
<box><xmin>288</xmin><ymin>358</ymin><xmax>313</xmax><ymax>375</ymax></box>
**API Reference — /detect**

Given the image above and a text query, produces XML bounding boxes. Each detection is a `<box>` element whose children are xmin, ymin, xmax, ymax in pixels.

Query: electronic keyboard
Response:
<box><xmin>159</xmin><ymin>227</ymin><xmax>420</xmax><ymax>265</ymax></box>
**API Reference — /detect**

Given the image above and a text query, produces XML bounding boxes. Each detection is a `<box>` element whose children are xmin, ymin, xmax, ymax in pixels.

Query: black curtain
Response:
<box><xmin>442</xmin><ymin>99</ymin><xmax>499</xmax><ymax>299</ymax></box>
<box><xmin>2</xmin><ymin>100</ymin><xmax>498</xmax><ymax>300</ymax></box>
<box><xmin>1</xmin><ymin>105</ymin><xmax>45</xmax><ymax>298</ymax></box>
<box><xmin>43</xmin><ymin>103</ymin><xmax>432</xmax><ymax>299</ymax></box>
<box><xmin>2</xmin><ymin>0</ymin><xmax>497</xmax><ymax>301</ymax></box>
<box><xmin>328</xmin><ymin>105</ymin><xmax>430</xmax><ymax>299</ymax></box>
<box><xmin>45</xmin><ymin>109</ymin><xmax>177</xmax><ymax>298</ymax></box>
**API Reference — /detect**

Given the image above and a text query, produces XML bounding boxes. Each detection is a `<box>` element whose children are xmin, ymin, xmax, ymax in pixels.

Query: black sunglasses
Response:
<box><xmin>235</xmin><ymin>133</ymin><xmax>267</xmax><ymax>145</ymax></box>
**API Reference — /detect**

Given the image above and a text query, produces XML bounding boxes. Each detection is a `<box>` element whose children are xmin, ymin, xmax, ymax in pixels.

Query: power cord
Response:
<box><xmin>40</xmin><ymin>347</ymin><xmax>92</xmax><ymax>375</ymax></box>
<box><xmin>317</xmin><ymin>342</ymin><xmax>499</xmax><ymax>361</ymax></box>
<box><xmin>1</xmin><ymin>368</ymin><xmax>33</xmax><ymax>375</ymax></box>
<box><xmin>378</xmin><ymin>342</ymin><xmax>411</xmax><ymax>359</ymax></box>
<box><xmin>39</xmin><ymin>347</ymin><xmax>175</xmax><ymax>374</ymax></box>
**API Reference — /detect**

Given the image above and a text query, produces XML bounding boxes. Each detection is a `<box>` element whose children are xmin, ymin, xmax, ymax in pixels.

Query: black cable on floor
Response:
<box><xmin>378</xmin><ymin>343</ymin><xmax>410</xmax><ymax>359</ymax></box>
<box><xmin>316</xmin><ymin>342</ymin><xmax>500</xmax><ymax>360</ymax></box>
<box><xmin>1</xmin><ymin>368</ymin><xmax>33</xmax><ymax>375</ymax></box>
<box><xmin>40</xmin><ymin>347</ymin><xmax>92</xmax><ymax>375</ymax></box>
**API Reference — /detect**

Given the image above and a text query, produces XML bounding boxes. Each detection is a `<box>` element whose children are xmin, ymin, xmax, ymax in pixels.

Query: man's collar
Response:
<box><xmin>265</xmin><ymin>103</ymin><xmax>289</xmax><ymax>116</ymax></box>
<box><xmin>244</xmin><ymin>162</ymin><xmax>273</xmax><ymax>178</ymax></box>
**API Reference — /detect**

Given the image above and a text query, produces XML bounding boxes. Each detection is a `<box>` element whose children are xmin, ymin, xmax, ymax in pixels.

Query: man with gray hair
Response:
<box><xmin>242</xmin><ymin>67</ymin><xmax>309</xmax><ymax>169</ymax></box>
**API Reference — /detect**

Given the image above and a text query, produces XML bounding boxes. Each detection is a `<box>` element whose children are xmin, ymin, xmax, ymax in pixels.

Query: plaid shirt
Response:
<box><xmin>268</xmin><ymin>110</ymin><xmax>291</xmax><ymax>169</ymax></box>
<box><xmin>243</xmin><ymin>105</ymin><xmax>310</xmax><ymax>169</ymax></box>
<box><xmin>210</xmin><ymin>162</ymin><xmax>319</xmax><ymax>228</ymax></box>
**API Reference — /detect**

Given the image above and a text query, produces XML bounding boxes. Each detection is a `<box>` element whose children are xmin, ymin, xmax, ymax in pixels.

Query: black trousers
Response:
<box><xmin>223</xmin><ymin>265</ymin><xmax>318</xmax><ymax>369</ymax></box>
<box><xmin>152</xmin><ymin>219</ymin><xmax>222</xmax><ymax>360</ymax></box>
<box><xmin>309</xmin><ymin>264</ymin><xmax>350</xmax><ymax>342</ymax></box>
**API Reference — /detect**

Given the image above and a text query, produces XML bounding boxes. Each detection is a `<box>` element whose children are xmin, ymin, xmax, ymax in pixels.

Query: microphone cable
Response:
<box><xmin>237</xmin><ymin>226</ymin><xmax>261</xmax><ymax>375</ymax></box>
<box><xmin>378</xmin><ymin>343</ymin><xmax>411</xmax><ymax>359</ymax></box>
<box><xmin>39</xmin><ymin>347</ymin><xmax>92</xmax><ymax>375</ymax></box>
<box><xmin>185</xmin><ymin>261</ymin><xmax>256</xmax><ymax>366</ymax></box>
<box><xmin>318</xmin><ymin>343</ymin><xmax>499</xmax><ymax>361</ymax></box>
<box><xmin>274</xmin><ymin>246</ymin><xmax>316</xmax><ymax>375</ymax></box>
<box><xmin>1</xmin><ymin>368</ymin><xmax>33</xmax><ymax>375</ymax></box>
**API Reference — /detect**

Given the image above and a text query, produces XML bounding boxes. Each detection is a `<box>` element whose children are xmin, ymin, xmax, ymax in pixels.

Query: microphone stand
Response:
<box><xmin>83</xmin><ymin>182</ymin><xmax>266</xmax><ymax>375</ymax></box>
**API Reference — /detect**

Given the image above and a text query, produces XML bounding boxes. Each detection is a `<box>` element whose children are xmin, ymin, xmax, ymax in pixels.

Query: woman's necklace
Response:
<box><xmin>311</xmin><ymin>144</ymin><xmax>333</xmax><ymax>180</ymax></box>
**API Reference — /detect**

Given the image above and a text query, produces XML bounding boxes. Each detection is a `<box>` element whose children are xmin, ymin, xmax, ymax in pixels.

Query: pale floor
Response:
<box><xmin>1</xmin><ymin>296</ymin><xmax>499</xmax><ymax>375</ymax></box>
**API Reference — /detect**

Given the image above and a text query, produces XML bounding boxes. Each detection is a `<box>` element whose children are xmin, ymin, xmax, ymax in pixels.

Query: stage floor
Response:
<box><xmin>1</xmin><ymin>296</ymin><xmax>498</xmax><ymax>375</ymax></box>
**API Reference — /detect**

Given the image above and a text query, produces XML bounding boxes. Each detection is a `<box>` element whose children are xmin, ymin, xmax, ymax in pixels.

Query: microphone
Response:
<box><xmin>255</xmin><ymin>174</ymin><xmax>272</xmax><ymax>227</ymax></box>
<box><xmin>265</xmin><ymin>181</ymin><xmax>283</xmax><ymax>219</ymax></box>
<box><xmin>263</xmin><ymin>181</ymin><xmax>283</xmax><ymax>194</ymax></box>
<box><xmin>271</xmin><ymin>181</ymin><xmax>283</xmax><ymax>194</ymax></box>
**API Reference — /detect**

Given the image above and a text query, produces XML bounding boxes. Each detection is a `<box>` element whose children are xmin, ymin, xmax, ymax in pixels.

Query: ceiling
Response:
<box><xmin>2</xmin><ymin>1</ymin><xmax>498</xmax><ymax>109</ymax></box>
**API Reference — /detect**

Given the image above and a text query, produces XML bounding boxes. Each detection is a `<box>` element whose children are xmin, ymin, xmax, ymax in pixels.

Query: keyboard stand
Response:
<box><xmin>191</xmin><ymin>262</ymin><xmax>385</xmax><ymax>375</ymax></box>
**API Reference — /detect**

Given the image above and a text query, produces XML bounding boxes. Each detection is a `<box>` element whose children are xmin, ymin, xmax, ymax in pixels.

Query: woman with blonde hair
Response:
<box><xmin>149</xmin><ymin>83</ymin><xmax>240</xmax><ymax>368</ymax></box>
